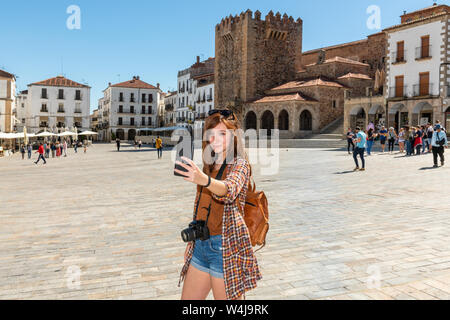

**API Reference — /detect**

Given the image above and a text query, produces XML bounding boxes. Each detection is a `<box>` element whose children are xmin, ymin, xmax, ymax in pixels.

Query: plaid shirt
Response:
<box><xmin>178</xmin><ymin>157</ymin><xmax>262</xmax><ymax>300</ymax></box>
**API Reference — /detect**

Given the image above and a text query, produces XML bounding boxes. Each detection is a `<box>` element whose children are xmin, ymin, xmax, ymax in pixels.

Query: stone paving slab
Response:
<box><xmin>0</xmin><ymin>143</ymin><xmax>449</xmax><ymax>300</ymax></box>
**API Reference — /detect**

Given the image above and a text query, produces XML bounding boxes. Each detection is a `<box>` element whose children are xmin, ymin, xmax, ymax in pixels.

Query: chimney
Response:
<box><xmin>132</xmin><ymin>76</ymin><xmax>136</xmax><ymax>80</ymax></box>
<box><xmin>137</xmin><ymin>76</ymin><xmax>140</xmax><ymax>80</ymax></box>
<box><xmin>157</xmin><ymin>83</ymin><xmax>160</xmax><ymax>89</ymax></box>
<box><xmin>196</xmin><ymin>56</ymin><xmax>200</xmax><ymax>64</ymax></box>
<box><xmin>108</xmin><ymin>82</ymin><xmax>111</xmax><ymax>86</ymax></box>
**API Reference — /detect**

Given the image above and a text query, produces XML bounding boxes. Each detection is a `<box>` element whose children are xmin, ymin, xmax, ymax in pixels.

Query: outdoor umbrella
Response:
<box><xmin>36</xmin><ymin>131</ymin><xmax>56</xmax><ymax>137</ymax></box>
<box><xmin>58</xmin><ymin>131</ymin><xmax>77</xmax><ymax>137</ymax></box>
<box><xmin>78</xmin><ymin>131</ymin><xmax>98</xmax><ymax>136</ymax></box>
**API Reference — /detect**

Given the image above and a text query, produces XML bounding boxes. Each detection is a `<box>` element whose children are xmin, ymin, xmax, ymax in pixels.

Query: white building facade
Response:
<box><xmin>98</xmin><ymin>76</ymin><xmax>162</xmax><ymax>142</ymax></box>
<box><xmin>0</xmin><ymin>70</ymin><xmax>16</xmax><ymax>133</ymax></box>
<box><xmin>16</xmin><ymin>75</ymin><xmax>91</xmax><ymax>134</ymax></box>
<box><xmin>385</xmin><ymin>4</ymin><xmax>450</xmax><ymax>130</ymax></box>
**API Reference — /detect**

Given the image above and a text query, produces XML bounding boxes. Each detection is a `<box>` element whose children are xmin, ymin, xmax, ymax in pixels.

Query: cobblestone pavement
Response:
<box><xmin>1</xmin><ymin>143</ymin><xmax>450</xmax><ymax>300</ymax></box>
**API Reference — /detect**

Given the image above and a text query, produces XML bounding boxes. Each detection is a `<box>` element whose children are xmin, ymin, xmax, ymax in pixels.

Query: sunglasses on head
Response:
<box><xmin>208</xmin><ymin>109</ymin><xmax>235</xmax><ymax>120</ymax></box>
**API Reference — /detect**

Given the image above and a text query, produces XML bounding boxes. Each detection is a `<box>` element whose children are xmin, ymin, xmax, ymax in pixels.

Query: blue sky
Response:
<box><xmin>0</xmin><ymin>0</ymin><xmax>435</xmax><ymax>111</ymax></box>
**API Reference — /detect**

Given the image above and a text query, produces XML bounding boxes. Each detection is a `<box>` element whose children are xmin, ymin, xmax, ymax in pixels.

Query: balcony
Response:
<box><xmin>41</xmin><ymin>95</ymin><xmax>48</xmax><ymax>99</ymax></box>
<box><xmin>103</xmin><ymin>111</ymin><xmax>109</xmax><ymax>116</ymax></box>
<box><xmin>447</xmin><ymin>85</ymin><xmax>450</xmax><ymax>97</ymax></box>
<box><xmin>119</xmin><ymin>97</ymin><xmax>124</xmax><ymax>102</ymax></box>
<box><xmin>75</xmin><ymin>95</ymin><xmax>82</xmax><ymax>101</ymax></box>
<box><xmin>118</xmin><ymin>110</ymin><xmax>136</xmax><ymax>114</ymax></box>
<box><xmin>130</xmin><ymin>98</ymin><xmax>135</xmax><ymax>103</ymax></box>
<box><xmin>391</xmin><ymin>51</ymin><xmax>406</xmax><ymax>64</ymax></box>
<box><xmin>39</xmin><ymin>123</ymin><xmax>48</xmax><ymax>128</ymax></box>
<box><xmin>413</xmin><ymin>83</ymin><xmax>434</xmax><ymax>97</ymax></box>
<box><xmin>74</xmin><ymin>109</ymin><xmax>82</xmax><ymax>114</ymax></box>
<box><xmin>40</xmin><ymin>108</ymin><xmax>48</xmax><ymax>113</ymax></box>
<box><xmin>57</xmin><ymin>95</ymin><xmax>65</xmax><ymax>100</ymax></box>
<box><xmin>207</xmin><ymin>95</ymin><xmax>213</xmax><ymax>102</ymax></box>
<box><xmin>389</xmin><ymin>86</ymin><xmax>407</xmax><ymax>98</ymax></box>
<box><xmin>415</xmin><ymin>45</ymin><xmax>432</xmax><ymax>60</ymax></box>
<box><xmin>57</xmin><ymin>109</ymin><xmax>66</xmax><ymax>113</ymax></box>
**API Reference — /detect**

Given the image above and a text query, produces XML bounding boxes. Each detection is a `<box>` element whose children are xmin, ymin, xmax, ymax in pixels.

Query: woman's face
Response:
<box><xmin>208</xmin><ymin>122</ymin><xmax>232</xmax><ymax>154</ymax></box>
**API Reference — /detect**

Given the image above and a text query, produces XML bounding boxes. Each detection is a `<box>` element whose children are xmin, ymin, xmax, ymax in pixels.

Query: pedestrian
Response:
<box><xmin>83</xmin><ymin>140</ymin><xmax>87</xmax><ymax>153</ymax></box>
<box><xmin>367</xmin><ymin>121</ymin><xmax>375</xmax><ymax>132</ymax></box>
<box><xmin>379</xmin><ymin>126</ymin><xmax>388</xmax><ymax>153</ymax></box>
<box><xmin>352</xmin><ymin>127</ymin><xmax>367</xmax><ymax>172</ymax></box>
<box><xmin>425</xmin><ymin>123</ymin><xmax>434</xmax><ymax>153</ymax></box>
<box><xmin>431</xmin><ymin>124</ymin><xmax>448</xmax><ymax>168</ymax></box>
<box><xmin>74</xmin><ymin>140</ymin><xmax>78</xmax><ymax>153</ymax></box>
<box><xmin>51</xmin><ymin>142</ymin><xmax>56</xmax><ymax>158</ymax></box>
<box><xmin>176</xmin><ymin>110</ymin><xmax>262</xmax><ymax>300</ymax></box>
<box><xmin>34</xmin><ymin>143</ymin><xmax>47</xmax><ymax>165</ymax></box>
<box><xmin>56</xmin><ymin>141</ymin><xmax>61</xmax><ymax>158</ymax></box>
<box><xmin>398</xmin><ymin>127</ymin><xmax>406</xmax><ymax>153</ymax></box>
<box><xmin>156</xmin><ymin>136</ymin><xmax>163</xmax><ymax>159</ymax></box>
<box><xmin>20</xmin><ymin>144</ymin><xmax>25</xmax><ymax>160</ymax></box>
<box><xmin>414</xmin><ymin>126</ymin><xmax>423</xmax><ymax>155</ymax></box>
<box><xmin>152</xmin><ymin>138</ymin><xmax>156</xmax><ymax>148</ymax></box>
<box><xmin>116</xmin><ymin>138</ymin><xmax>121</xmax><ymax>152</ymax></box>
<box><xmin>43</xmin><ymin>141</ymin><xmax>48</xmax><ymax>158</ymax></box>
<box><xmin>387</xmin><ymin>127</ymin><xmax>397</xmax><ymax>153</ymax></box>
<box><xmin>407</xmin><ymin>127</ymin><xmax>415</xmax><ymax>156</ymax></box>
<box><xmin>366</xmin><ymin>128</ymin><xmax>376</xmax><ymax>156</ymax></box>
<box><xmin>63</xmin><ymin>139</ymin><xmax>68</xmax><ymax>157</ymax></box>
<box><xmin>27</xmin><ymin>143</ymin><xmax>32</xmax><ymax>159</ymax></box>
<box><xmin>346</xmin><ymin>128</ymin><xmax>355</xmax><ymax>154</ymax></box>
<box><xmin>138</xmin><ymin>139</ymin><xmax>142</xmax><ymax>150</ymax></box>
<box><xmin>134</xmin><ymin>139</ymin><xmax>138</xmax><ymax>150</ymax></box>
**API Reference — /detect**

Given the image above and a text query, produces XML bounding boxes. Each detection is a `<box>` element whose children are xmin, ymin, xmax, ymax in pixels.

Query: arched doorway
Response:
<box><xmin>278</xmin><ymin>110</ymin><xmax>289</xmax><ymax>131</ymax></box>
<box><xmin>245</xmin><ymin>111</ymin><xmax>257</xmax><ymax>130</ymax></box>
<box><xmin>116</xmin><ymin>129</ymin><xmax>125</xmax><ymax>140</ymax></box>
<box><xmin>368</xmin><ymin>105</ymin><xmax>385</xmax><ymax>129</ymax></box>
<box><xmin>128</xmin><ymin>129</ymin><xmax>136</xmax><ymax>141</ymax></box>
<box><xmin>389</xmin><ymin>103</ymin><xmax>408</xmax><ymax>131</ymax></box>
<box><xmin>300</xmin><ymin>110</ymin><xmax>312</xmax><ymax>131</ymax></box>
<box><xmin>261</xmin><ymin>110</ymin><xmax>274</xmax><ymax>135</ymax></box>
<box><xmin>412</xmin><ymin>102</ymin><xmax>433</xmax><ymax>126</ymax></box>
<box><xmin>350</xmin><ymin>106</ymin><xmax>366</xmax><ymax>130</ymax></box>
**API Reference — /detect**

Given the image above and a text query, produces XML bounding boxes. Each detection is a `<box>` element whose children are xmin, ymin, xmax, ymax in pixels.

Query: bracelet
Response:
<box><xmin>204</xmin><ymin>176</ymin><xmax>212</xmax><ymax>188</ymax></box>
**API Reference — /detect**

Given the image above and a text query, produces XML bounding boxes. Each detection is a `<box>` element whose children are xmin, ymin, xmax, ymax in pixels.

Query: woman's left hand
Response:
<box><xmin>175</xmin><ymin>157</ymin><xmax>208</xmax><ymax>186</ymax></box>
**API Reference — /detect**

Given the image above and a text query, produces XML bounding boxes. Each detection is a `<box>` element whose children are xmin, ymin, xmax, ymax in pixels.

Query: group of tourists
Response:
<box><xmin>347</xmin><ymin>121</ymin><xmax>449</xmax><ymax>171</ymax></box>
<box><xmin>19</xmin><ymin>139</ymin><xmax>88</xmax><ymax>165</ymax></box>
<box><xmin>115</xmin><ymin>136</ymin><xmax>164</xmax><ymax>159</ymax></box>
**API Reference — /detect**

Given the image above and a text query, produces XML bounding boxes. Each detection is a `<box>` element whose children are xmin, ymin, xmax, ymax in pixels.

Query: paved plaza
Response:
<box><xmin>1</xmin><ymin>143</ymin><xmax>450</xmax><ymax>300</ymax></box>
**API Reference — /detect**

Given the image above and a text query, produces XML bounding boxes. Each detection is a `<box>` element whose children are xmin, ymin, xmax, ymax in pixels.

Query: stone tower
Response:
<box><xmin>214</xmin><ymin>10</ymin><xmax>303</xmax><ymax>112</ymax></box>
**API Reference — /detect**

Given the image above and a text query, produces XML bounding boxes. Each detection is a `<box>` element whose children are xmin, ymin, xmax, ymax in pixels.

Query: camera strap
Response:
<box><xmin>194</xmin><ymin>162</ymin><xmax>228</xmax><ymax>224</ymax></box>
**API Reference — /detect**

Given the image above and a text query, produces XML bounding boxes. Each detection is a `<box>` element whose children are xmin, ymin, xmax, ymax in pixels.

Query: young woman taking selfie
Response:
<box><xmin>175</xmin><ymin>110</ymin><xmax>262</xmax><ymax>300</ymax></box>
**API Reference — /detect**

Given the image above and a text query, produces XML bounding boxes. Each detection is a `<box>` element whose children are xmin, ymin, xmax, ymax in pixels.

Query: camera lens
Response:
<box><xmin>181</xmin><ymin>228</ymin><xmax>196</xmax><ymax>243</ymax></box>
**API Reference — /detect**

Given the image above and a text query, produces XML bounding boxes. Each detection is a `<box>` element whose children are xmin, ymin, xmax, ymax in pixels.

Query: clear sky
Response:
<box><xmin>0</xmin><ymin>0</ymin><xmax>437</xmax><ymax>111</ymax></box>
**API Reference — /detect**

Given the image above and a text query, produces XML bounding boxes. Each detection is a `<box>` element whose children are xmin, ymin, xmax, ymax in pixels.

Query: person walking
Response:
<box><xmin>34</xmin><ymin>143</ymin><xmax>47</xmax><ymax>165</ymax></box>
<box><xmin>138</xmin><ymin>139</ymin><xmax>142</xmax><ymax>150</ymax></box>
<box><xmin>156</xmin><ymin>136</ymin><xmax>163</xmax><ymax>159</ymax></box>
<box><xmin>152</xmin><ymin>138</ymin><xmax>156</xmax><ymax>148</ymax></box>
<box><xmin>407</xmin><ymin>127</ymin><xmax>415</xmax><ymax>156</ymax></box>
<box><xmin>346</xmin><ymin>128</ymin><xmax>355</xmax><ymax>154</ymax></box>
<box><xmin>414</xmin><ymin>126</ymin><xmax>423</xmax><ymax>155</ymax></box>
<box><xmin>83</xmin><ymin>139</ymin><xmax>87</xmax><ymax>153</ymax></box>
<box><xmin>378</xmin><ymin>126</ymin><xmax>388</xmax><ymax>153</ymax></box>
<box><xmin>398</xmin><ymin>127</ymin><xmax>406</xmax><ymax>153</ymax></box>
<box><xmin>27</xmin><ymin>143</ymin><xmax>32</xmax><ymax>159</ymax></box>
<box><xmin>366</xmin><ymin>128</ymin><xmax>376</xmax><ymax>156</ymax></box>
<box><xmin>20</xmin><ymin>144</ymin><xmax>25</xmax><ymax>160</ymax></box>
<box><xmin>56</xmin><ymin>141</ymin><xmax>61</xmax><ymax>158</ymax></box>
<box><xmin>73</xmin><ymin>140</ymin><xmax>78</xmax><ymax>153</ymax></box>
<box><xmin>176</xmin><ymin>110</ymin><xmax>262</xmax><ymax>301</ymax></box>
<box><xmin>431</xmin><ymin>124</ymin><xmax>448</xmax><ymax>168</ymax></box>
<box><xmin>352</xmin><ymin>127</ymin><xmax>367</xmax><ymax>172</ymax></box>
<box><xmin>116</xmin><ymin>138</ymin><xmax>121</xmax><ymax>152</ymax></box>
<box><xmin>387</xmin><ymin>127</ymin><xmax>397</xmax><ymax>153</ymax></box>
<box><xmin>51</xmin><ymin>142</ymin><xmax>56</xmax><ymax>158</ymax></box>
<box><xmin>425</xmin><ymin>124</ymin><xmax>434</xmax><ymax>154</ymax></box>
<box><xmin>63</xmin><ymin>139</ymin><xmax>68</xmax><ymax>157</ymax></box>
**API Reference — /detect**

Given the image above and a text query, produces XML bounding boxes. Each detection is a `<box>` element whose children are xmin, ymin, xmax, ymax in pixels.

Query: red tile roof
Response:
<box><xmin>306</xmin><ymin>56</ymin><xmax>369</xmax><ymax>67</ymax></box>
<box><xmin>30</xmin><ymin>75</ymin><xmax>90</xmax><ymax>88</ymax></box>
<box><xmin>338</xmin><ymin>73</ymin><xmax>372</xmax><ymax>80</ymax></box>
<box><xmin>254</xmin><ymin>93</ymin><xmax>317</xmax><ymax>104</ymax></box>
<box><xmin>269</xmin><ymin>81</ymin><xmax>306</xmax><ymax>91</ymax></box>
<box><xmin>0</xmin><ymin>69</ymin><xmax>15</xmax><ymax>79</ymax></box>
<box><xmin>298</xmin><ymin>78</ymin><xmax>345</xmax><ymax>88</ymax></box>
<box><xmin>110</xmin><ymin>78</ymin><xmax>158</xmax><ymax>89</ymax></box>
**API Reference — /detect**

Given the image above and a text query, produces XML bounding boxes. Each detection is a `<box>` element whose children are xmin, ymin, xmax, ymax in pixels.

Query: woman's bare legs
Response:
<box><xmin>181</xmin><ymin>265</ymin><xmax>211</xmax><ymax>300</ymax></box>
<box><xmin>211</xmin><ymin>276</ymin><xmax>227</xmax><ymax>300</ymax></box>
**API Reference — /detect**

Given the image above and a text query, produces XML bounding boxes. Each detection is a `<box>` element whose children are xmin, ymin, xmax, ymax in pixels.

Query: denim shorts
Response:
<box><xmin>190</xmin><ymin>235</ymin><xmax>224</xmax><ymax>279</ymax></box>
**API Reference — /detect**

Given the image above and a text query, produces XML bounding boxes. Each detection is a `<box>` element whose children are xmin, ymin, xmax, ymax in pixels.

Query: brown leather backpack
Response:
<box><xmin>237</xmin><ymin>181</ymin><xmax>269</xmax><ymax>251</ymax></box>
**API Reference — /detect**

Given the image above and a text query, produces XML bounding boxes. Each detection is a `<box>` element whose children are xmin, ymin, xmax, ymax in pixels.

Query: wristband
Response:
<box><xmin>204</xmin><ymin>176</ymin><xmax>212</xmax><ymax>188</ymax></box>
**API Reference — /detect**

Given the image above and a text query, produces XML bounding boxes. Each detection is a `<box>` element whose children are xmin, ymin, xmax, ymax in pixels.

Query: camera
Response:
<box><xmin>181</xmin><ymin>220</ymin><xmax>210</xmax><ymax>242</ymax></box>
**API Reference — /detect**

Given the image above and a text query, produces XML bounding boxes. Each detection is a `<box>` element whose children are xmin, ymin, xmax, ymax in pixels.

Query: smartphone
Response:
<box><xmin>174</xmin><ymin>128</ymin><xmax>194</xmax><ymax>177</ymax></box>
